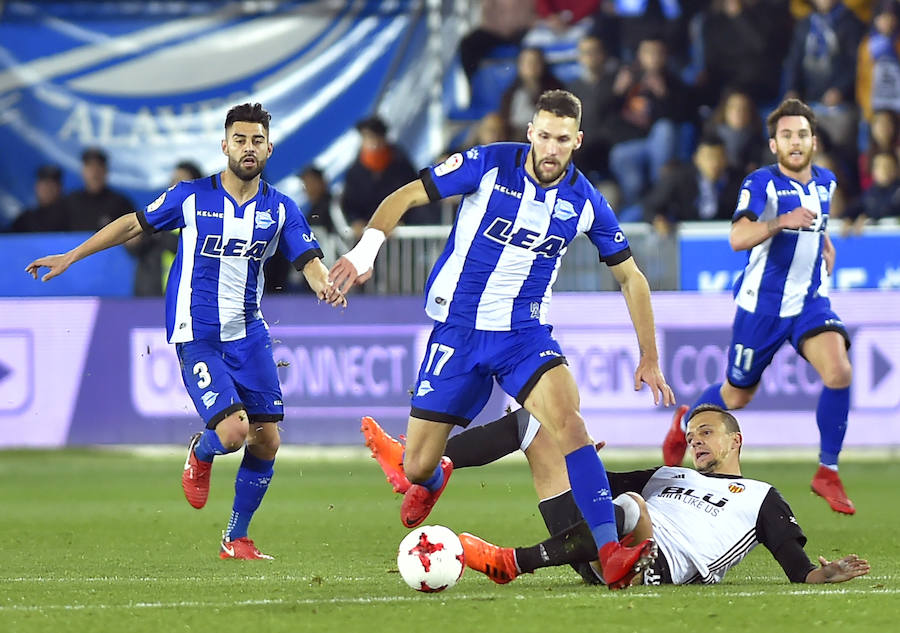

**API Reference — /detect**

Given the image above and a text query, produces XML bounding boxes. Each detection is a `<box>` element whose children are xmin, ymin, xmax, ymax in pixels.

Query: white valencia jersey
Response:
<box><xmin>629</xmin><ymin>467</ymin><xmax>804</xmax><ymax>584</ymax></box>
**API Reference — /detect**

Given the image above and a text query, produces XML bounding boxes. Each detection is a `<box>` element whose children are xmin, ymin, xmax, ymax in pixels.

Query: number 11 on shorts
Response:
<box><xmin>733</xmin><ymin>344</ymin><xmax>754</xmax><ymax>372</ymax></box>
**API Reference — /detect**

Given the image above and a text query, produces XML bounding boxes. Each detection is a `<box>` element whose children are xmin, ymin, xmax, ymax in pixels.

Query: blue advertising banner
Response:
<box><xmin>1</xmin><ymin>293</ymin><xmax>898</xmax><ymax>448</ymax></box>
<box><xmin>0</xmin><ymin>1</ymin><xmax>437</xmax><ymax>226</ymax></box>
<box><xmin>679</xmin><ymin>224</ymin><xmax>900</xmax><ymax>291</ymax></box>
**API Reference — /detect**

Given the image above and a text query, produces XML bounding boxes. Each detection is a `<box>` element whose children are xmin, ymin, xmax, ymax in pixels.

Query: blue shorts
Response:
<box><xmin>410</xmin><ymin>322</ymin><xmax>566</xmax><ymax>427</ymax></box>
<box><xmin>175</xmin><ymin>327</ymin><xmax>284</xmax><ymax>428</ymax></box>
<box><xmin>726</xmin><ymin>295</ymin><xmax>850</xmax><ymax>389</ymax></box>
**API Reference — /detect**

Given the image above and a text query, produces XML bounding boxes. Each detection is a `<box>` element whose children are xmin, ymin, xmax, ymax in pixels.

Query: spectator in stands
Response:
<box><xmin>566</xmin><ymin>34</ymin><xmax>619</xmax><ymax>180</ymax></box>
<box><xmin>856</xmin><ymin>0</ymin><xmax>900</xmax><ymax>123</ymax></box>
<box><xmin>705</xmin><ymin>88</ymin><xmax>766</xmax><ymax>174</ymax></box>
<box><xmin>639</xmin><ymin>133</ymin><xmax>742</xmax><ymax>237</ymax></box>
<box><xmin>299</xmin><ymin>166</ymin><xmax>335</xmax><ymax>234</ymax></box>
<box><xmin>499</xmin><ymin>47</ymin><xmax>565</xmax><ymax>139</ymax></box>
<box><xmin>601</xmin><ymin>0</ymin><xmax>688</xmax><ymax>65</ymax></box>
<box><xmin>341</xmin><ymin>116</ymin><xmax>418</xmax><ymax>238</ymax></box>
<box><xmin>6</xmin><ymin>164</ymin><xmax>67</xmax><ymax>233</ymax></box>
<box><xmin>695</xmin><ymin>0</ymin><xmax>787</xmax><ymax>109</ymax></box>
<box><xmin>444</xmin><ymin>111</ymin><xmax>512</xmax><ymax>160</ymax></box>
<box><xmin>783</xmin><ymin>0</ymin><xmax>866</xmax><ymax>172</ymax></box>
<box><xmin>127</xmin><ymin>160</ymin><xmax>201</xmax><ymax>296</ymax></box>
<box><xmin>607</xmin><ymin>36</ymin><xmax>688</xmax><ymax>214</ymax></box>
<box><xmin>64</xmin><ymin>147</ymin><xmax>135</xmax><ymax>231</ymax></box>
<box><xmin>457</xmin><ymin>0</ymin><xmax>536</xmax><ymax>93</ymax></box>
<box><xmin>846</xmin><ymin>150</ymin><xmax>900</xmax><ymax>234</ymax></box>
<box><xmin>859</xmin><ymin>109</ymin><xmax>900</xmax><ymax>189</ymax></box>
<box><xmin>521</xmin><ymin>0</ymin><xmax>600</xmax><ymax>65</ymax></box>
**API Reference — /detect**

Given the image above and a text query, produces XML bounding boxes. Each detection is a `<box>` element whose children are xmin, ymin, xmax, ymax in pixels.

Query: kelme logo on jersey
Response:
<box><xmin>200</xmin><ymin>235</ymin><xmax>267</xmax><ymax>260</ymax></box>
<box><xmin>483</xmin><ymin>217</ymin><xmax>565</xmax><ymax>258</ymax></box>
<box><xmin>552</xmin><ymin>198</ymin><xmax>576</xmax><ymax>221</ymax></box>
<box><xmin>255</xmin><ymin>209</ymin><xmax>275</xmax><ymax>229</ymax></box>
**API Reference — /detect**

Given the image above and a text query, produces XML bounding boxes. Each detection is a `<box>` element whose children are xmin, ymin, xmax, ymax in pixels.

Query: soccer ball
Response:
<box><xmin>396</xmin><ymin>525</ymin><xmax>465</xmax><ymax>593</ymax></box>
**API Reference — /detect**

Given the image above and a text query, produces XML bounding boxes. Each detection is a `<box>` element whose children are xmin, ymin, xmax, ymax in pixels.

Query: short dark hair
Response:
<box><xmin>36</xmin><ymin>164</ymin><xmax>62</xmax><ymax>182</ymax></box>
<box><xmin>300</xmin><ymin>165</ymin><xmax>325</xmax><ymax>180</ymax></box>
<box><xmin>225</xmin><ymin>102</ymin><xmax>271</xmax><ymax>134</ymax></box>
<box><xmin>175</xmin><ymin>160</ymin><xmax>203</xmax><ymax>180</ymax></box>
<box><xmin>697</xmin><ymin>131</ymin><xmax>725</xmax><ymax>148</ymax></box>
<box><xmin>688</xmin><ymin>404</ymin><xmax>742</xmax><ymax>434</ymax></box>
<box><xmin>535</xmin><ymin>89</ymin><xmax>582</xmax><ymax>128</ymax></box>
<box><xmin>766</xmin><ymin>98</ymin><xmax>816</xmax><ymax>138</ymax></box>
<box><xmin>81</xmin><ymin>147</ymin><xmax>108</xmax><ymax>166</ymax></box>
<box><xmin>356</xmin><ymin>116</ymin><xmax>388</xmax><ymax>137</ymax></box>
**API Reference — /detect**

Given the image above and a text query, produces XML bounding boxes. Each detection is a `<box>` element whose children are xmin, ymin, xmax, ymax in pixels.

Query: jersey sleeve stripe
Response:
<box><xmin>602</xmin><ymin>246</ymin><xmax>632</xmax><ymax>266</ymax></box>
<box><xmin>135</xmin><ymin>209</ymin><xmax>155</xmax><ymax>233</ymax></box>
<box><xmin>418</xmin><ymin>168</ymin><xmax>442</xmax><ymax>202</ymax></box>
<box><xmin>291</xmin><ymin>247</ymin><xmax>324</xmax><ymax>271</ymax></box>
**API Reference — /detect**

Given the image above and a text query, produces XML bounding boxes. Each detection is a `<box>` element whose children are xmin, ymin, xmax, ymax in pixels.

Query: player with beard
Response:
<box><xmin>330</xmin><ymin>89</ymin><xmax>675</xmax><ymax>589</ymax></box>
<box><xmin>662</xmin><ymin>98</ymin><xmax>857</xmax><ymax>515</ymax></box>
<box><xmin>27</xmin><ymin>103</ymin><xmax>346</xmax><ymax>559</ymax></box>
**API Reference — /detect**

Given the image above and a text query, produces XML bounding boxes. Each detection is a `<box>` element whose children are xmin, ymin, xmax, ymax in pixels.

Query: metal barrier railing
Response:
<box><xmin>357</xmin><ymin>220</ymin><xmax>682</xmax><ymax>295</ymax></box>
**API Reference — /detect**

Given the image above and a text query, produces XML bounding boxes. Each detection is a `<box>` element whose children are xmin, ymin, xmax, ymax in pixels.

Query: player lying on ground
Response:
<box><xmin>362</xmin><ymin>406</ymin><xmax>869</xmax><ymax>586</ymax></box>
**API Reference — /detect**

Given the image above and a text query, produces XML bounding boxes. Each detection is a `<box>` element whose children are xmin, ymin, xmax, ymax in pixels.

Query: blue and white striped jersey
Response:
<box><xmin>137</xmin><ymin>174</ymin><xmax>323</xmax><ymax>343</ymax></box>
<box><xmin>420</xmin><ymin>143</ymin><xmax>631</xmax><ymax>331</ymax></box>
<box><xmin>731</xmin><ymin>164</ymin><xmax>836</xmax><ymax>317</ymax></box>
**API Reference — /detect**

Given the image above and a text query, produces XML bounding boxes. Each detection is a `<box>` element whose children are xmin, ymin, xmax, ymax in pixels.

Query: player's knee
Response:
<box><xmin>614</xmin><ymin>492</ymin><xmax>644</xmax><ymax>534</ymax></box>
<box><xmin>543</xmin><ymin>411</ymin><xmax>591</xmax><ymax>452</ymax></box>
<box><xmin>249</xmin><ymin>427</ymin><xmax>280</xmax><ymax>458</ymax></box>
<box><xmin>821</xmin><ymin>362</ymin><xmax>852</xmax><ymax>389</ymax></box>
<box><xmin>216</xmin><ymin>410</ymin><xmax>251</xmax><ymax>449</ymax></box>
<box><xmin>723</xmin><ymin>389</ymin><xmax>753</xmax><ymax>410</ymax></box>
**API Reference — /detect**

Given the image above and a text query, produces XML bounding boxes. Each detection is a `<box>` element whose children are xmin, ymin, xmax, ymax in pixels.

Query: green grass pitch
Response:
<box><xmin>0</xmin><ymin>447</ymin><xmax>897</xmax><ymax>633</ymax></box>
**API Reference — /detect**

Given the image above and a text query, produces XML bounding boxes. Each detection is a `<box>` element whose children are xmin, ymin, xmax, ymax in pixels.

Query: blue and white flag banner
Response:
<box><xmin>0</xmin><ymin>0</ymin><xmax>441</xmax><ymax>225</ymax></box>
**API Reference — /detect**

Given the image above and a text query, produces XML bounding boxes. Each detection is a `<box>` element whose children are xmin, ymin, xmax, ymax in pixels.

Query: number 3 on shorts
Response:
<box><xmin>193</xmin><ymin>361</ymin><xmax>212</xmax><ymax>388</ymax></box>
<box><xmin>424</xmin><ymin>343</ymin><xmax>455</xmax><ymax>377</ymax></box>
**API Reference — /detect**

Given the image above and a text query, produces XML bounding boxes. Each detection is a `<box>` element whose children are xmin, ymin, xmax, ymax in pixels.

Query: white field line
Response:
<box><xmin>1</xmin><ymin>587</ymin><xmax>898</xmax><ymax>612</ymax></box>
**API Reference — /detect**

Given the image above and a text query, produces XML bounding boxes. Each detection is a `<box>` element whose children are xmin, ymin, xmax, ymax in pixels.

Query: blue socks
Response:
<box><xmin>817</xmin><ymin>386</ymin><xmax>849</xmax><ymax>468</ymax></box>
<box><xmin>225</xmin><ymin>449</ymin><xmax>275</xmax><ymax>541</ymax></box>
<box><xmin>421</xmin><ymin>462</ymin><xmax>445</xmax><ymax>492</ymax></box>
<box><xmin>682</xmin><ymin>383</ymin><xmax>728</xmax><ymax>431</ymax></box>
<box><xmin>564</xmin><ymin>445</ymin><xmax>618</xmax><ymax>548</ymax></box>
<box><xmin>194</xmin><ymin>429</ymin><xmax>230</xmax><ymax>462</ymax></box>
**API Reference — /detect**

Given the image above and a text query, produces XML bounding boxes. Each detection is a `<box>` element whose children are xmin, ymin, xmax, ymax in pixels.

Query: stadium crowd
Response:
<box><xmin>6</xmin><ymin>0</ymin><xmax>900</xmax><ymax>294</ymax></box>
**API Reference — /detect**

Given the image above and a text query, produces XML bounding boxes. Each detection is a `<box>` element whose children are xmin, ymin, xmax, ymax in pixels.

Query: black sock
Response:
<box><xmin>443</xmin><ymin>409</ymin><xmax>527</xmax><ymax>468</ymax></box>
<box><xmin>533</xmin><ymin>491</ymin><xmax>601</xmax><ymax>584</ymax></box>
<box><xmin>515</xmin><ymin>518</ymin><xmax>598</xmax><ymax>575</ymax></box>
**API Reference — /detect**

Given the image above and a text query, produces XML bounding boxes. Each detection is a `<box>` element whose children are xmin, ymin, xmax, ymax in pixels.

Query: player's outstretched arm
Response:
<box><xmin>25</xmin><ymin>212</ymin><xmax>143</xmax><ymax>282</ymax></box>
<box><xmin>609</xmin><ymin>257</ymin><xmax>674</xmax><ymax>407</ymax></box>
<box><xmin>329</xmin><ymin>180</ymin><xmax>432</xmax><ymax>294</ymax></box>
<box><xmin>302</xmin><ymin>258</ymin><xmax>347</xmax><ymax>308</ymax></box>
<box><xmin>805</xmin><ymin>554</ymin><xmax>870</xmax><ymax>584</ymax></box>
